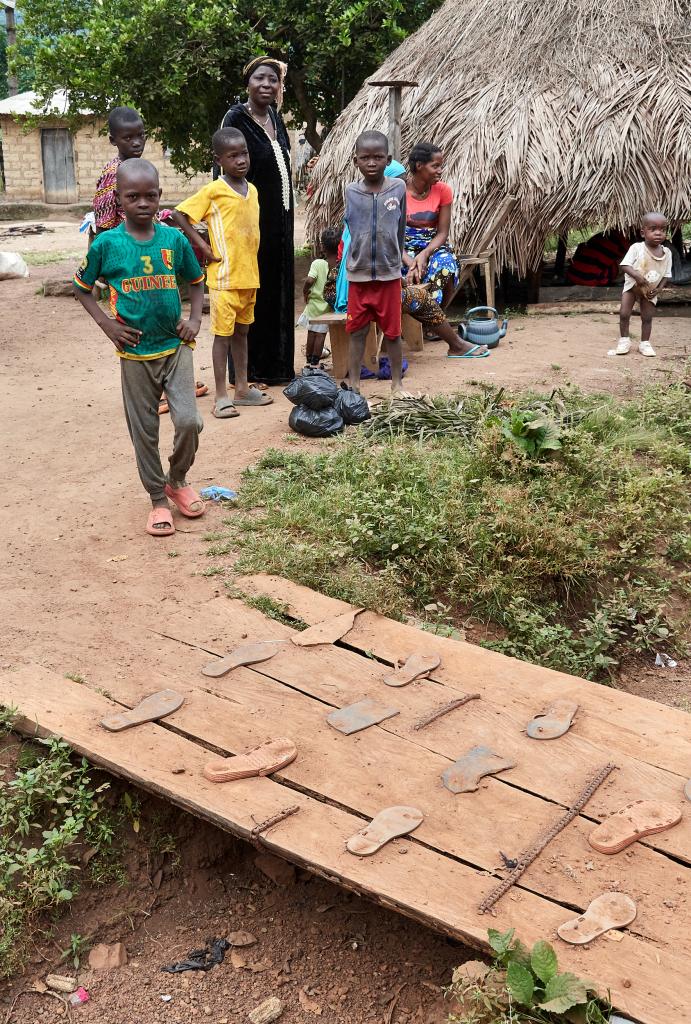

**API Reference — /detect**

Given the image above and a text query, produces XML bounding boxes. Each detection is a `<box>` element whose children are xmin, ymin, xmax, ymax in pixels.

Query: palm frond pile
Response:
<box><xmin>308</xmin><ymin>0</ymin><xmax>691</xmax><ymax>275</ymax></box>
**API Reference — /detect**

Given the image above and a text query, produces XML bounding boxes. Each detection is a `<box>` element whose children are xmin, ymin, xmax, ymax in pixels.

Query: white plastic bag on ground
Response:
<box><xmin>0</xmin><ymin>252</ymin><xmax>30</xmax><ymax>280</ymax></box>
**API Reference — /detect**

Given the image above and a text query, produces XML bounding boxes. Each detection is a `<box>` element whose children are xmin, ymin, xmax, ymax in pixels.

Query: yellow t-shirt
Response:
<box><xmin>176</xmin><ymin>179</ymin><xmax>260</xmax><ymax>291</ymax></box>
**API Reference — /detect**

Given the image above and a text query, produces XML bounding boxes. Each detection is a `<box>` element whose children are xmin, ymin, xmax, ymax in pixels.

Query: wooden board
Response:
<box><xmin>2</xmin><ymin>663</ymin><xmax>689</xmax><ymax>1024</ymax></box>
<box><xmin>157</xmin><ymin>597</ymin><xmax>691</xmax><ymax>866</ymax></box>
<box><xmin>84</xmin><ymin>651</ymin><xmax>690</xmax><ymax>953</ymax></box>
<box><xmin>237</xmin><ymin>576</ymin><xmax>691</xmax><ymax>777</ymax></box>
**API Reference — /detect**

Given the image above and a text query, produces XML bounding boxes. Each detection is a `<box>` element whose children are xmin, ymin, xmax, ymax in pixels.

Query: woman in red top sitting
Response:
<box><xmin>403</xmin><ymin>141</ymin><xmax>458</xmax><ymax>308</ymax></box>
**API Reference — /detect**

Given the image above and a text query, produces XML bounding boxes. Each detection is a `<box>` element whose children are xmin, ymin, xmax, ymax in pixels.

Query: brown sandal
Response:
<box><xmin>383</xmin><ymin>652</ymin><xmax>441</xmax><ymax>687</ymax></box>
<box><xmin>588</xmin><ymin>800</ymin><xmax>682</xmax><ymax>854</ymax></box>
<box><xmin>202</xmin><ymin>640</ymin><xmax>286</xmax><ymax>678</ymax></box>
<box><xmin>557</xmin><ymin>892</ymin><xmax>637</xmax><ymax>945</ymax></box>
<box><xmin>346</xmin><ymin>806</ymin><xmax>423</xmax><ymax>857</ymax></box>
<box><xmin>203</xmin><ymin>738</ymin><xmax>297</xmax><ymax>783</ymax></box>
<box><xmin>101</xmin><ymin>689</ymin><xmax>184</xmax><ymax>732</ymax></box>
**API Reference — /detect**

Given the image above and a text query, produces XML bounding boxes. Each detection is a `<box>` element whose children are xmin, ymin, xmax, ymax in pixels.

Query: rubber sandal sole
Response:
<box><xmin>526</xmin><ymin>699</ymin><xmax>579</xmax><ymax>739</ymax></box>
<box><xmin>346</xmin><ymin>805</ymin><xmax>423</xmax><ymax>856</ymax></box>
<box><xmin>588</xmin><ymin>800</ymin><xmax>682</xmax><ymax>854</ymax></box>
<box><xmin>327</xmin><ymin>698</ymin><xmax>400</xmax><ymax>735</ymax></box>
<box><xmin>101</xmin><ymin>689</ymin><xmax>184</xmax><ymax>731</ymax></box>
<box><xmin>383</xmin><ymin>652</ymin><xmax>441</xmax><ymax>687</ymax></box>
<box><xmin>203</xmin><ymin>738</ymin><xmax>297</xmax><ymax>783</ymax></box>
<box><xmin>557</xmin><ymin>892</ymin><xmax>637</xmax><ymax>945</ymax></box>
<box><xmin>442</xmin><ymin>745</ymin><xmax>516</xmax><ymax>794</ymax></box>
<box><xmin>291</xmin><ymin>608</ymin><xmax>363</xmax><ymax>647</ymax></box>
<box><xmin>202</xmin><ymin>640</ymin><xmax>287</xmax><ymax>678</ymax></box>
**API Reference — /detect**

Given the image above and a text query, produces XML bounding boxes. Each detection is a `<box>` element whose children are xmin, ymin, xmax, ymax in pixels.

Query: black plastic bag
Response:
<box><xmin>334</xmin><ymin>383</ymin><xmax>371</xmax><ymax>425</ymax></box>
<box><xmin>289</xmin><ymin>404</ymin><xmax>344</xmax><ymax>438</ymax></box>
<box><xmin>283</xmin><ymin>367</ymin><xmax>339</xmax><ymax>410</ymax></box>
<box><xmin>161</xmin><ymin>937</ymin><xmax>230</xmax><ymax>973</ymax></box>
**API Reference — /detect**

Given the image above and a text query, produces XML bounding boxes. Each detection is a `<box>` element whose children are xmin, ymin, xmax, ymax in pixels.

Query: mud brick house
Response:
<box><xmin>0</xmin><ymin>90</ymin><xmax>208</xmax><ymax>205</ymax></box>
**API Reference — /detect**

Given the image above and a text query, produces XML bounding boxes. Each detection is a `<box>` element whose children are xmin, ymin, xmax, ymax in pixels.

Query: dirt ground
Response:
<box><xmin>1</xmin><ymin>213</ymin><xmax>689</xmax><ymax>1022</ymax></box>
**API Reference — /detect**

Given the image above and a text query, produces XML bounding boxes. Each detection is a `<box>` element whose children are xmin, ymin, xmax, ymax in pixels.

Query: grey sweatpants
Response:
<box><xmin>120</xmin><ymin>344</ymin><xmax>203</xmax><ymax>502</ymax></box>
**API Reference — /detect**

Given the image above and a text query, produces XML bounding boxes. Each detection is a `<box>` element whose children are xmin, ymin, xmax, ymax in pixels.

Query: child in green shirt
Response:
<box><xmin>74</xmin><ymin>159</ymin><xmax>206</xmax><ymax>538</ymax></box>
<box><xmin>302</xmin><ymin>228</ymin><xmax>340</xmax><ymax>367</ymax></box>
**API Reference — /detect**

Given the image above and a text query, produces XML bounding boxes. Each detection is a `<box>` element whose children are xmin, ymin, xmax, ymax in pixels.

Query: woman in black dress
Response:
<box><xmin>220</xmin><ymin>57</ymin><xmax>295</xmax><ymax>385</ymax></box>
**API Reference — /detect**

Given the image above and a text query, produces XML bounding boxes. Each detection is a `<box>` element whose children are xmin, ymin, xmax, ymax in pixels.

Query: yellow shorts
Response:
<box><xmin>209</xmin><ymin>288</ymin><xmax>257</xmax><ymax>337</ymax></box>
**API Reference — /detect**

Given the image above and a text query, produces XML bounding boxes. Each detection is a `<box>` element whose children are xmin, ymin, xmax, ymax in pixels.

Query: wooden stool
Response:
<box><xmin>310</xmin><ymin>313</ymin><xmax>379</xmax><ymax>380</ymax></box>
<box><xmin>401</xmin><ymin>314</ymin><xmax>424</xmax><ymax>352</ymax></box>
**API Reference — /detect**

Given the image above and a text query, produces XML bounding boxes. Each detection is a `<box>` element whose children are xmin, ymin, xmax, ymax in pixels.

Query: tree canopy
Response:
<box><xmin>12</xmin><ymin>0</ymin><xmax>441</xmax><ymax>170</ymax></box>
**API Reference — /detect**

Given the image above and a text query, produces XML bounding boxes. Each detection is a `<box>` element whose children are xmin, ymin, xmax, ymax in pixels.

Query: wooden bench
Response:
<box><xmin>309</xmin><ymin>312</ymin><xmax>379</xmax><ymax>379</ymax></box>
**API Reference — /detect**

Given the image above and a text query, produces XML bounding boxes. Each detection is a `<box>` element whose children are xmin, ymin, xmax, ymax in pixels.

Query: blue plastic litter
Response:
<box><xmin>200</xmin><ymin>486</ymin><xmax>237</xmax><ymax>501</ymax></box>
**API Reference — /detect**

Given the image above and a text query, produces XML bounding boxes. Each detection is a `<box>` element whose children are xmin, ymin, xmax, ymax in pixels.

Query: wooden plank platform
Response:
<box><xmin>2</xmin><ymin>578</ymin><xmax>690</xmax><ymax>1024</ymax></box>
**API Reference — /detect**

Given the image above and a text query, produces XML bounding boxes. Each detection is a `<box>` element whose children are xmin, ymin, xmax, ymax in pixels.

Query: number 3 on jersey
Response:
<box><xmin>140</xmin><ymin>255</ymin><xmax>154</xmax><ymax>274</ymax></box>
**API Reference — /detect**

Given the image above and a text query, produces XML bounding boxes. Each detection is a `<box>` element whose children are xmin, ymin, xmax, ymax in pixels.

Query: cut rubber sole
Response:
<box><xmin>558</xmin><ymin>892</ymin><xmax>637</xmax><ymax>945</ymax></box>
<box><xmin>588</xmin><ymin>800</ymin><xmax>682</xmax><ymax>854</ymax></box>
<box><xmin>327</xmin><ymin>698</ymin><xmax>400</xmax><ymax>735</ymax></box>
<box><xmin>526</xmin><ymin>699</ymin><xmax>579</xmax><ymax>740</ymax></box>
<box><xmin>202</xmin><ymin>641</ymin><xmax>287</xmax><ymax>678</ymax></box>
<box><xmin>291</xmin><ymin>608</ymin><xmax>363</xmax><ymax>647</ymax></box>
<box><xmin>101</xmin><ymin>689</ymin><xmax>184</xmax><ymax>732</ymax></box>
<box><xmin>442</xmin><ymin>745</ymin><xmax>516</xmax><ymax>794</ymax></box>
<box><xmin>203</xmin><ymin>738</ymin><xmax>297</xmax><ymax>783</ymax></box>
<box><xmin>383</xmin><ymin>652</ymin><xmax>441</xmax><ymax>687</ymax></box>
<box><xmin>346</xmin><ymin>805</ymin><xmax>423</xmax><ymax>857</ymax></box>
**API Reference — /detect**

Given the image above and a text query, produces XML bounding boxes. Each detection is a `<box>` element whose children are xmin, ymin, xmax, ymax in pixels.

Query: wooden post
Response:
<box><xmin>3</xmin><ymin>1</ymin><xmax>18</xmax><ymax>97</ymax></box>
<box><xmin>554</xmin><ymin>235</ymin><xmax>568</xmax><ymax>279</ymax></box>
<box><xmin>368</xmin><ymin>79</ymin><xmax>418</xmax><ymax>161</ymax></box>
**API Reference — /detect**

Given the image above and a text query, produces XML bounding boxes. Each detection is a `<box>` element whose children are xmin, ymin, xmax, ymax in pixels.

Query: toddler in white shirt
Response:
<box><xmin>612</xmin><ymin>212</ymin><xmax>672</xmax><ymax>358</ymax></box>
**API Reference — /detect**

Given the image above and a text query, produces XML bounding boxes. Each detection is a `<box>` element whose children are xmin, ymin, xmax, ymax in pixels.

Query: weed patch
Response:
<box><xmin>0</xmin><ymin>717</ymin><xmax>128</xmax><ymax>977</ymax></box>
<box><xmin>210</xmin><ymin>384</ymin><xmax>691</xmax><ymax>680</ymax></box>
<box><xmin>447</xmin><ymin>927</ymin><xmax>612</xmax><ymax>1022</ymax></box>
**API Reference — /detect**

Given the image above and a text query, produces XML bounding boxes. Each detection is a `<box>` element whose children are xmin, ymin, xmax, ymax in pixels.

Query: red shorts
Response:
<box><xmin>346</xmin><ymin>279</ymin><xmax>402</xmax><ymax>338</ymax></box>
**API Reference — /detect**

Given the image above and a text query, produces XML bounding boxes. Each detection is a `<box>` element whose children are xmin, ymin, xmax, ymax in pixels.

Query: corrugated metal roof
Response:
<box><xmin>0</xmin><ymin>89</ymin><xmax>91</xmax><ymax>116</ymax></box>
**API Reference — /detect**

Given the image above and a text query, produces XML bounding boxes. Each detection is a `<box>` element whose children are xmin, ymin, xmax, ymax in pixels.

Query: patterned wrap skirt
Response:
<box><xmin>404</xmin><ymin>226</ymin><xmax>459</xmax><ymax>306</ymax></box>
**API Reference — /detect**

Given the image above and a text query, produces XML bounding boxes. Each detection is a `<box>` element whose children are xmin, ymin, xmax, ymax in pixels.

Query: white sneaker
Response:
<box><xmin>608</xmin><ymin>337</ymin><xmax>631</xmax><ymax>357</ymax></box>
<box><xmin>639</xmin><ymin>340</ymin><xmax>656</xmax><ymax>357</ymax></box>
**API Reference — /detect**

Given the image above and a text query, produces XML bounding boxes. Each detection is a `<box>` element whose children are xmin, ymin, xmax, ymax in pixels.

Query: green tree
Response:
<box><xmin>1</xmin><ymin>23</ymin><xmax>34</xmax><ymax>100</ymax></box>
<box><xmin>13</xmin><ymin>0</ymin><xmax>441</xmax><ymax>170</ymax></box>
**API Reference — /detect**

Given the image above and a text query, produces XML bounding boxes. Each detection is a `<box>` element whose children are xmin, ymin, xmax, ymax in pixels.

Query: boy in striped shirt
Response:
<box><xmin>171</xmin><ymin>128</ymin><xmax>271</xmax><ymax>419</ymax></box>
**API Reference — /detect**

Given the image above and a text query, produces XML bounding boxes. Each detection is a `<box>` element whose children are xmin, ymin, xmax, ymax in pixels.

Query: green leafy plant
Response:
<box><xmin>503</xmin><ymin>410</ymin><xmax>562</xmax><ymax>459</ymax></box>
<box><xmin>448</xmin><ymin>928</ymin><xmax>611</xmax><ymax>1022</ymax></box>
<box><xmin>62</xmin><ymin>932</ymin><xmax>90</xmax><ymax>969</ymax></box>
<box><xmin>0</xmin><ymin>734</ymin><xmax>124</xmax><ymax>976</ymax></box>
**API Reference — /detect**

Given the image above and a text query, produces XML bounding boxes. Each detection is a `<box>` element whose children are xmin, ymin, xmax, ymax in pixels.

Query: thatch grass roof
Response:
<box><xmin>307</xmin><ymin>0</ymin><xmax>691</xmax><ymax>275</ymax></box>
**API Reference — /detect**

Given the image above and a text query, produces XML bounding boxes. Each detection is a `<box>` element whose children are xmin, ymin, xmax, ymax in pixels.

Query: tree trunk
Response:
<box><xmin>286</xmin><ymin>66</ymin><xmax>322</xmax><ymax>152</ymax></box>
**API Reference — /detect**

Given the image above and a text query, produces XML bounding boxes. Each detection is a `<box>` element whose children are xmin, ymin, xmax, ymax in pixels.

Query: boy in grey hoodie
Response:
<box><xmin>345</xmin><ymin>131</ymin><xmax>407</xmax><ymax>394</ymax></box>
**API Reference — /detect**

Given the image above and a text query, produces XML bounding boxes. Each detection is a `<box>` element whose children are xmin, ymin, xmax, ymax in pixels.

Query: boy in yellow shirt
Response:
<box><xmin>171</xmin><ymin>128</ymin><xmax>272</xmax><ymax>418</ymax></box>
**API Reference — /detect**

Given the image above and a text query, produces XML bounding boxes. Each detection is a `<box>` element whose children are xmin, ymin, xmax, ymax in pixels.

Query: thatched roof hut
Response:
<box><xmin>307</xmin><ymin>0</ymin><xmax>691</xmax><ymax>276</ymax></box>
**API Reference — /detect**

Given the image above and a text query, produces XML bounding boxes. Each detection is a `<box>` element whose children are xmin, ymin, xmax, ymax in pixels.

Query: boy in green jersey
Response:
<box><xmin>74</xmin><ymin>159</ymin><xmax>206</xmax><ymax>537</ymax></box>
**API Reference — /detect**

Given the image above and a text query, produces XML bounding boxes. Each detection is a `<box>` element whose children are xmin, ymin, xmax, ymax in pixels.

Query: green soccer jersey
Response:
<box><xmin>74</xmin><ymin>222</ymin><xmax>204</xmax><ymax>360</ymax></box>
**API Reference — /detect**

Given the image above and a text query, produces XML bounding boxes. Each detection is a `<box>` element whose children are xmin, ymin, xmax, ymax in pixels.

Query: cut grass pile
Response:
<box><xmin>208</xmin><ymin>383</ymin><xmax>691</xmax><ymax>681</ymax></box>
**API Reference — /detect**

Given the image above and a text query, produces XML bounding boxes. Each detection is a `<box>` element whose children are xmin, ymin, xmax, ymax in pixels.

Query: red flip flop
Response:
<box><xmin>164</xmin><ymin>484</ymin><xmax>205</xmax><ymax>518</ymax></box>
<box><xmin>146</xmin><ymin>507</ymin><xmax>175</xmax><ymax>537</ymax></box>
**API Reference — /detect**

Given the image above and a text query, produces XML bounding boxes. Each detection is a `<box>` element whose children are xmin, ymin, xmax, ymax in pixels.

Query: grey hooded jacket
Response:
<box><xmin>344</xmin><ymin>177</ymin><xmax>407</xmax><ymax>282</ymax></box>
